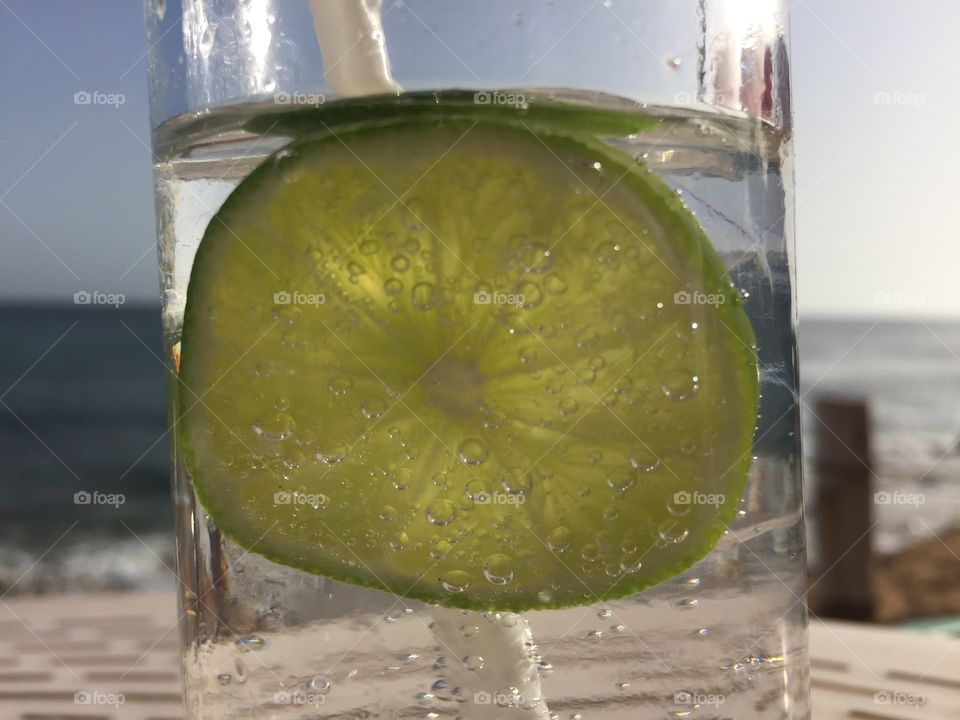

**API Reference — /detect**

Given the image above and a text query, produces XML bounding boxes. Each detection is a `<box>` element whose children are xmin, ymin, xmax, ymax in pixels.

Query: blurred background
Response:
<box><xmin>2</xmin><ymin>0</ymin><xmax>959</xmax><ymax>627</ymax></box>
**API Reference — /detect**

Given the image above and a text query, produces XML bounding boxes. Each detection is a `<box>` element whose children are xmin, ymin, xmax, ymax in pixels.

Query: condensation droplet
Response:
<box><xmin>558</xmin><ymin>398</ymin><xmax>579</xmax><ymax>416</ymax></box>
<box><xmin>463</xmin><ymin>655</ymin><xmax>484</xmax><ymax>671</ymax></box>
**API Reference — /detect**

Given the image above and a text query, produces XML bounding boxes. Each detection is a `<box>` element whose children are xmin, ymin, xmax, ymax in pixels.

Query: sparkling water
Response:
<box><xmin>153</xmin><ymin>92</ymin><xmax>806</xmax><ymax>719</ymax></box>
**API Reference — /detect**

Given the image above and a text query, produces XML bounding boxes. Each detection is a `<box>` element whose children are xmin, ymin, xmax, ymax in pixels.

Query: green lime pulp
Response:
<box><xmin>179</xmin><ymin>108</ymin><xmax>758</xmax><ymax>612</ymax></box>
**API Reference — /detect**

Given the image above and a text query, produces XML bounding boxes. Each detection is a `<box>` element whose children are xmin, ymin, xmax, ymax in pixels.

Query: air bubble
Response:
<box><xmin>501</xmin><ymin>467</ymin><xmax>532</xmax><ymax>495</ymax></box>
<box><xmin>216</xmin><ymin>673</ymin><xmax>232</xmax><ymax>685</ymax></box>
<box><xmin>440</xmin><ymin>571</ymin><xmax>470</xmax><ymax>593</ymax></box>
<box><xmin>391</xmin><ymin>254</ymin><xmax>410</xmax><ymax>272</ymax></box>
<box><xmin>661</xmin><ymin>369</ymin><xmax>700</xmax><ymax>400</ymax></box>
<box><xmin>359</xmin><ymin>239</ymin><xmax>379</xmax><ymax>255</ymax></box>
<box><xmin>328</xmin><ymin>376</ymin><xmax>353</xmax><ymax>396</ymax></box>
<box><xmin>316</xmin><ymin>441</ymin><xmax>348</xmax><ymax>465</ymax></box>
<box><xmin>457</xmin><ymin>438</ymin><xmax>488</xmax><ymax>465</ymax></box>
<box><xmin>392</xmin><ymin>468</ymin><xmax>413</xmax><ymax>490</ymax></box>
<box><xmin>384</xmin><ymin>278</ymin><xmax>403</xmax><ymax>296</ymax></box>
<box><xmin>235</xmin><ymin>635</ymin><xmax>266</xmax><ymax>651</ymax></box>
<box><xmin>460</xmin><ymin>624</ymin><xmax>480</xmax><ymax>637</ymax></box>
<box><xmin>426</xmin><ymin>499</ymin><xmax>458</xmax><ymax>526</ymax></box>
<box><xmin>546</xmin><ymin>526</ymin><xmax>571</xmax><ymax>552</ymax></box>
<box><xmin>411</xmin><ymin>282</ymin><xmax>436</xmax><ymax>309</ymax></box>
<box><xmin>463</xmin><ymin>655</ymin><xmax>484</xmax><ymax>671</ymax></box>
<box><xmin>252</xmin><ymin>413</ymin><xmax>295</xmax><ymax>441</ymax></box>
<box><xmin>658</xmin><ymin>521</ymin><xmax>689</xmax><ymax>544</ymax></box>
<box><xmin>558</xmin><ymin>398</ymin><xmax>579</xmax><ymax>416</ymax></box>
<box><xmin>431</xmin><ymin>679</ymin><xmax>455</xmax><ymax>701</ymax></box>
<box><xmin>483</xmin><ymin>554</ymin><xmax>515</xmax><ymax>585</ymax></box>
<box><xmin>517</xmin><ymin>281</ymin><xmax>543</xmax><ymax>308</ymax></box>
<box><xmin>307</xmin><ymin>675</ymin><xmax>332</xmax><ymax>694</ymax></box>
<box><xmin>361</xmin><ymin>397</ymin><xmax>387</xmax><ymax>419</ymax></box>
<box><xmin>544</xmin><ymin>274</ymin><xmax>567</xmax><ymax>294</ymax></box>
<box><xmin>606</xmin><ymin>468</ymin><xmax>636</xmax><ymax>492</ymax></box>
<box><xmin>630</xmin><ymin>452</ymin><xmax>661</xmax><ymax>473</ymax></box>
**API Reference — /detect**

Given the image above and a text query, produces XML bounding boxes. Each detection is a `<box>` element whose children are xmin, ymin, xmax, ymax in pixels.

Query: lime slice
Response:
<box><xmin>180</xmin><ymin>115</ymin><xmax>758</xmax><ymax>612</ymax></box>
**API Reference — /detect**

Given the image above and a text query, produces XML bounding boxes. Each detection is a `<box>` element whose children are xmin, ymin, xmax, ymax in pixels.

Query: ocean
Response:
<box><xmin>2</xmin><ymin>305</ymin><xmax>959</xmax><ymax>594</ymax></box>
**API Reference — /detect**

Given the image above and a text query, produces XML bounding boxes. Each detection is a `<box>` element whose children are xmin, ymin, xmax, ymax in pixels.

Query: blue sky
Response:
<box><xmin>1</xmin><ymin>0</ymin><xmax>958</xmax><ymax>317</ymax></box>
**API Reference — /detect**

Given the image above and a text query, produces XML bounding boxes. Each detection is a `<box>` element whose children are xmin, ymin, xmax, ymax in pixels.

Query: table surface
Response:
<box><xmin>1</xmin><ymin>592</ymin><xmax>957</xmax><ymax>719</ymax></box>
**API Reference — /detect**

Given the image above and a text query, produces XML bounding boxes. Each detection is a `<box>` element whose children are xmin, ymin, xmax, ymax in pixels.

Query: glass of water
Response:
<box><xmin>145</xmin><ymin>1</ymin><xmax>806</xmax><ymax>718</ymax></box>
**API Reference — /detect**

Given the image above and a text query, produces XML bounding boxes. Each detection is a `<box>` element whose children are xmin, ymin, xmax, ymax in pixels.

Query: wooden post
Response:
<box><xmin>812</xmin><ymin>396</ymin><xmax>873</xmax><ymax>621</ymax></box>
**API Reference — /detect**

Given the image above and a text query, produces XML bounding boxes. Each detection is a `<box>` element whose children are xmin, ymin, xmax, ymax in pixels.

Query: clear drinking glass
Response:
<box><xmin>145</xmin><ymin>1</ymin><xmax>806</xmax><ymax>718</ymax></box>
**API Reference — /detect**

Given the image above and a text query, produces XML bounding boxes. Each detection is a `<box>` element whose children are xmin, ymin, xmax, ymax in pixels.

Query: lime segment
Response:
<box><xmin>179</xmin><ymin>115</ymin><xmax>758</xmax><ymax>611</ymax></box>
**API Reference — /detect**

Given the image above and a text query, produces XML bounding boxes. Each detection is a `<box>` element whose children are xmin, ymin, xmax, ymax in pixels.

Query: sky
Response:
<box><xmin>1</xmin><ymin>0</ymin><xmax>959</xmax><ymax>318</ymax></box>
